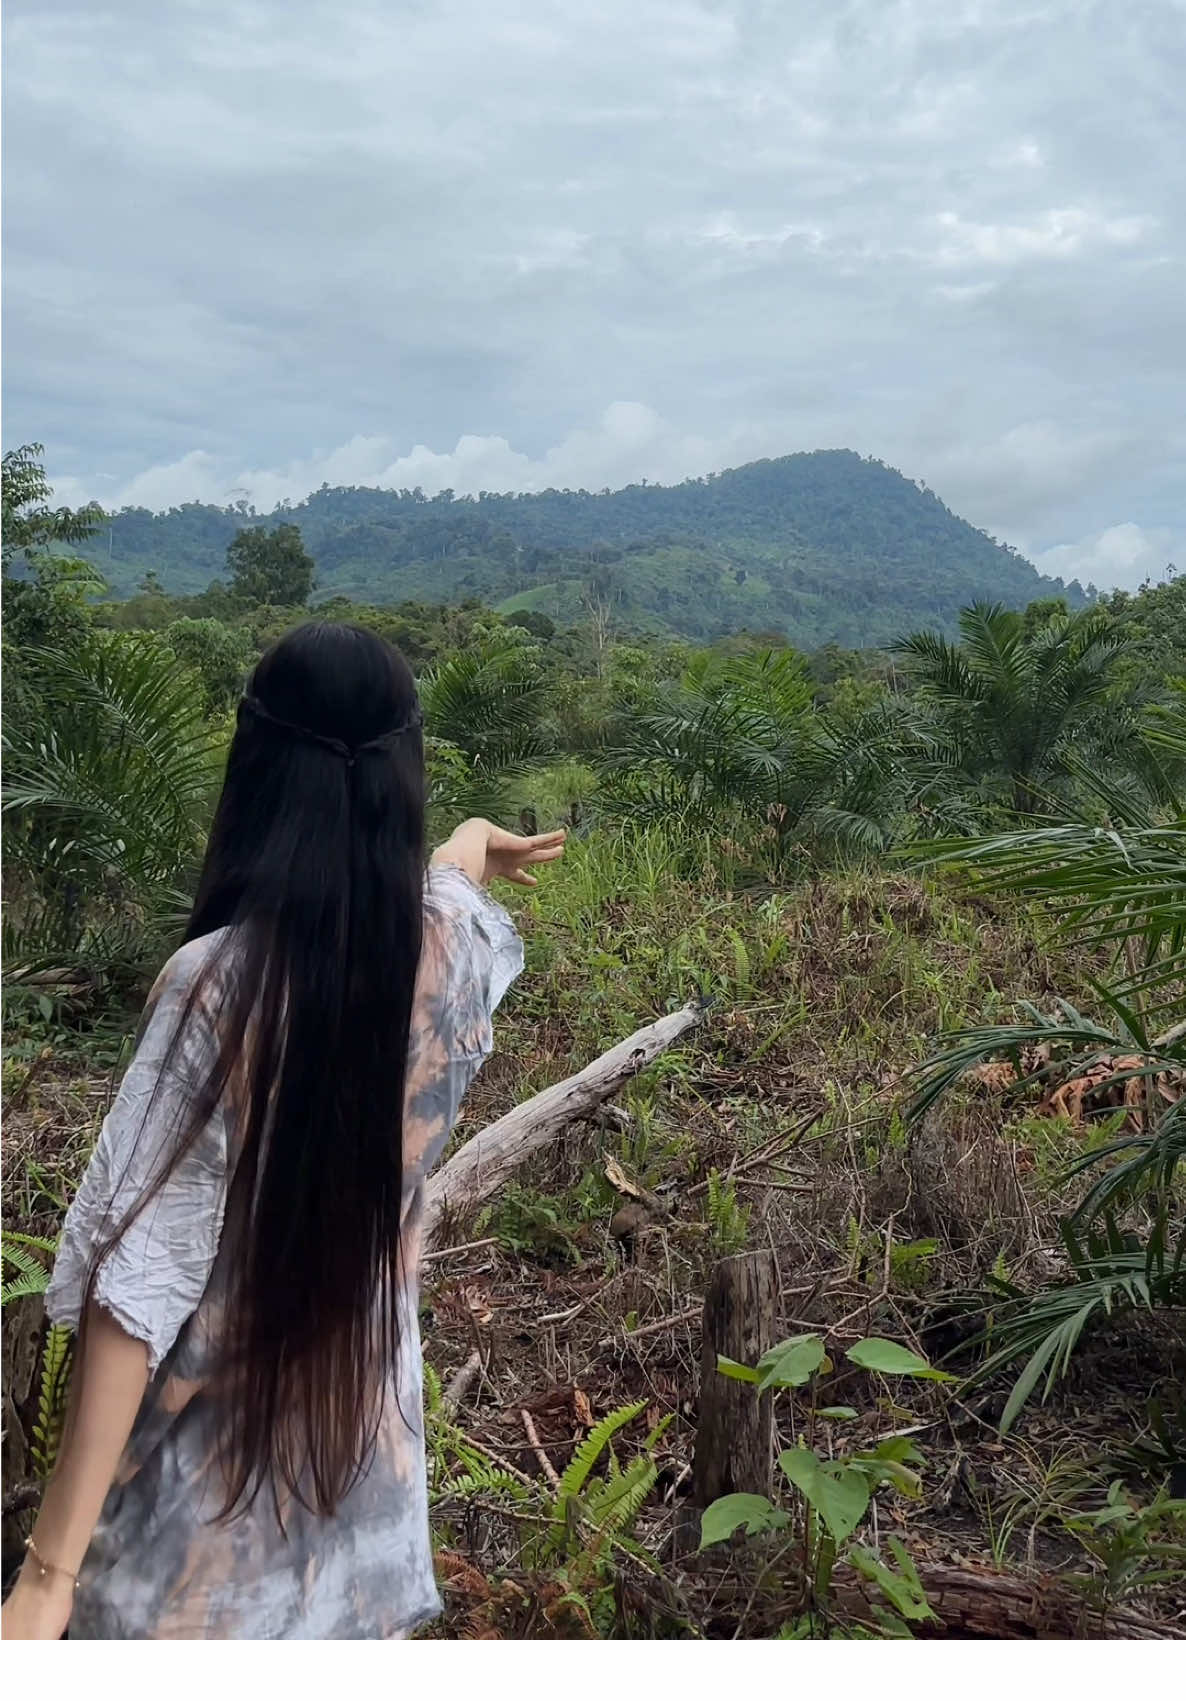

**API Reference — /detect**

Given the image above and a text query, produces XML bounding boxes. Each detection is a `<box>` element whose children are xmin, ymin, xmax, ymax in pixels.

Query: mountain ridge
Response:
<box><xmin>83</xmin><ymin>448</ymin><xmax>1086</xmax><ymax>647</ymax></box>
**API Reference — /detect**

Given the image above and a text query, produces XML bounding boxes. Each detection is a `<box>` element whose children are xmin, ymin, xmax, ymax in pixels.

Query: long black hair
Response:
<box><xmin>86</xmin><ymin>621</ymin><xmax>426</xmax><ymax>1517</ymax></box>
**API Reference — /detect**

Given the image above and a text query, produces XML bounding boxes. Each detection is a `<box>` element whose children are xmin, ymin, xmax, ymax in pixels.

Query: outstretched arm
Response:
<box><xmin>3</xmin><ymin>1306</ymin><xmax>149</xmax><ymax>1640</ymax></box>
<box><xmin>430</xmin><ymin>818</ymin><xmax>566</xmax><ymax>889</ymax></box>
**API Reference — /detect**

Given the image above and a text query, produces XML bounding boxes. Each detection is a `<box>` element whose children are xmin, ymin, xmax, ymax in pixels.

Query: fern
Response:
<box><xmin>31</xmin><ymin>1323</ymin><xmax>73</xmax><ymax>1478</ymax></box>
<box><xmin>557</xmin><ymin>1399</ymin><xmax>647</xmax><ymax>1501</ymax></box>
<box><xmin>422</xmin><ymin>1361</ymin><xmax>442</xmax><ymax>1417</ymax></box>
<box><xmin>706</xmin><ymin>1170</ymin><xmax>749</xmax><ymax>1254</ymax></box>
<box><xmin>1</xmin><ymin>1233</ymin><xmax>55</xmax><ymax>1307</ymax></box>
<box><xmin>585</xmin><ymin>1453</ymin><xmax>658</xmax><ymax>1536</ymax></box>
<box><xmin>448</xmin><ymin>1467</ymin><xmax>529</xmax><ymax>1501</ymax></box>
<box><xmin>844</xmin><ymin>1214</ymin><xmax>862</xmax><ymax>1264</ymax></box>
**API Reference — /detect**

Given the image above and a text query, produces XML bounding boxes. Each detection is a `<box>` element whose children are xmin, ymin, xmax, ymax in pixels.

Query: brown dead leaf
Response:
<box><xmin>968</xmin><ymin>1061</ymin><xmax>1019</xmax><ymax>1093</ymax></box>
<box><xmin>437</xmin><ymin>1551</ymin><xmax>492</xmax><ymax>1601</ymax></box>
<box><xmin>604</xmin><ymin>1155</ymin><xmax>643</xmax><ymax>1200</ymax></box>
<box><xmin>461</xmin><ymin>1285</ymin><xmax>494</xmax><ymax>1325</ymax></box>
<box><xmin>573</xmin><ymin>1387</ymin><xmax>594</xmax><ymax>1428</ymax></box>
<box><xmin>1039</xmin><ymin>1054</ymin><xmax>1182</xmax><ymax>1128</ymax></box>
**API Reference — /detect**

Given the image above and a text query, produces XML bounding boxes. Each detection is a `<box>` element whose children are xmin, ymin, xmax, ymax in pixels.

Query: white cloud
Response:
<box><xmin>692</xmin><ymin>214</ymin><xmax>827</xmax><ymax>256</ymax></box>
<box><xmin>933</xmin><ymin>207</ymin><xmax>1153</xmax><ymax>266</ymax></box>
<box><xmin>1032</xmin><ymin>524</ymin><xmax>1185</xmax><ymax>593</ymax></box>
<box><xmin>912</xmin><ymin>420</ymin><xmax>1147</xmax><ymax>535</ymax></box>
<box><xmin>932</xmin><ymin>281</ymin><xmax>998</xmax><ymax>302</ymax></box>
<box><xmin>5</xmin><ymin>0</ymin><xmax>1184</xmax><ymax>572</ymax></box>
<box><xmin>994</xmin><ymin>138</ymin><xmax>1044</xmax><ymax>169</ymax></box>
<box><xmin>53</xmin><ymin>404</ymin><xmax>769</xmax><ymax>512</ymax></box>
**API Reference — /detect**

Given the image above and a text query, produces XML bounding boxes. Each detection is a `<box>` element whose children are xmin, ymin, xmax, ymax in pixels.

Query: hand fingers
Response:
<box><xmin>499</xmin><ymin>828</ymin><xmax>567</xmax><ymax>852</ymax></box>
<box><xmin>522</xmin><ymin>844</ymin><xmax>565</xmax><ymax>864</ymax></box>
<box><xmin>507</xmin><ymin>868</ymin><xmax>539</xmax><ymax>887</ymax></box>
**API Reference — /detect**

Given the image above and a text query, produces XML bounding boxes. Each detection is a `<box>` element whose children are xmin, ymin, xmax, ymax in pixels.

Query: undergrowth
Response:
<box><xmin>3</xmin><ymin>827</ymin><xmax>1183</xmax><ymax>1636</ymax></box>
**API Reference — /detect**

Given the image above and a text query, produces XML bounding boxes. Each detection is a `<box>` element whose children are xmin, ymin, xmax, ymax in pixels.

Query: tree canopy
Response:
<box><xmin>226</xmin><ymin>522</ymin><xmax>315</xmax><ymax>607</ymax></box>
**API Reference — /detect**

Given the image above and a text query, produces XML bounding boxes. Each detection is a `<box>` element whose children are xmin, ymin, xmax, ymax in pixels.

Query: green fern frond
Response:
<box><xmin>2</xmin><ymin>1271</ymin><xmax>52</xmax><ymax>1306</ymax></box>
<box><xmin>446</xmin><ymin>1467</ymin><xmax>528</xmax><ymax>1501</ymax></box>
<box><xmin>706</xmin><ymin>1170</ymin><xmax>749</xmax><ymax>1254</ymax></box>
<box><xmin>585</xmin><ymin>1454</ymin><xmax>657</xmax><ymax>1537</ymax></box>
<box><xmin>1</xmin><ymin>1236</ymin><xmax>54</xmax><ymax>1307</ymax></box>
<box><xmin>642</xmin><ymin>1411</ymin><xmax>673</xmax><ymax>1452</ymax></box>
<box><xmin>3</xmin><ymin>1231</ymin><xmax>59</xmax><ymax>1254</ymax></box>
<box><xmin>557</xmin><ymin>1399</ymin><xmax>647</xmax><ymax>1500</ymax></box>
<box><xmin>32</xmin><ymin>1324</ymin><xmax>73</xmax><ymax>1478</ymax></box>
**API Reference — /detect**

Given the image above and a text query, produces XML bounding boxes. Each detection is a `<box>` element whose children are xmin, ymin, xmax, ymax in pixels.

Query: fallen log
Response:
<box><xmin>423</xmin><ymin>1001</ymin><xmax>706</xmax><ymax>1248</ymax></box>
<box><xmin>832</xmin><ymin>1559</ymin><xmax>1185</xmax><ymax>1640</ymax></box>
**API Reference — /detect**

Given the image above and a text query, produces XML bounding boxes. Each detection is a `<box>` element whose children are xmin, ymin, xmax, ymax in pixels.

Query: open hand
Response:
<box><xmin>481</xmin><ymin>826</ymin><xmax>566</xmax><ymax>887</ymax></box>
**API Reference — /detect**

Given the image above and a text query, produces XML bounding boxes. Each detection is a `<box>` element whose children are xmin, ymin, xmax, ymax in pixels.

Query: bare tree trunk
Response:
<box><xmin>691</xmin><ymin>1251</ymin><xmax>778</xmax><ymax>1507</ymax></box>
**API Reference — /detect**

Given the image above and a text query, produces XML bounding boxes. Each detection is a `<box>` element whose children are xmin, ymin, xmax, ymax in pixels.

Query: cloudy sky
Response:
<box><xmin>4</xmin><ymin>0</ymin><xmax>1183</xmax><ymax>589</ymax></box>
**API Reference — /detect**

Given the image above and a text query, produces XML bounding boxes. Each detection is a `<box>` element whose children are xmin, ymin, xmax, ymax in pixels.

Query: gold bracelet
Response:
<box><xmin>25</xmin><ymin>1536</ymin><xmax>80</xmax><ymax>1590</ymax></box>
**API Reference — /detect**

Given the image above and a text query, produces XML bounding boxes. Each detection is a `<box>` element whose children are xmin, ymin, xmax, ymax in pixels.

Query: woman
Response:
<box><xmin>4</xmin><ymin>620</ymin><xmax>564</xmax><ymax>1640</ymax></box>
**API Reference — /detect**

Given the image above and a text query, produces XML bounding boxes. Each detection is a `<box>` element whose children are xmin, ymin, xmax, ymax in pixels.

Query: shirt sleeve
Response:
<box><xmin>44</xmin><ymin>940</ymin><xmax>229</xmax><ymax>1375</ymax></box>
<box><xmin>402</xmin><ymin>863</ymin><xmax>525</xmax><ymax>1189</ymax></box>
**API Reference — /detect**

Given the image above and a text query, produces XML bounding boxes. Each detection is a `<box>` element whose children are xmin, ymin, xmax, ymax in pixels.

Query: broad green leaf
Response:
<box><xmin>848</xmin><ymin>1539</ymin><xmax>937</xmax><ymax>1623</ymax></box>
<box><xmin>868</xmin><ymin>1436</ymin><xmax>926</xmax><ymax>1466</ymax></box>
<box><xmin>698</xmin><ymin>1493</ymin><xmax>787</xmax><ymax>1550</ymax></box>
<box><xmin>818</xmin><ymin>1406</ymin><xmax>859</xmax><ymax>1420</ymax></box>
<box><xmin>852</xmin><ymin>1456</ymin><xmax>923</xmax><ymax>1499</ymax></box>
<box><xmin>715</xmin><ymin>1354</ymin><xmax>760</xmax><ymax>1384</ymax></box>
<box><xmin>778</xmin><ymin>1449</ymin><xmax>871</xmax><ymax>1544</ymax></box>
<box><xmin>845</xmin><ymin>1337</ymin><xmax>954</xmax><ymax>1381</ymax></box>
<box><xmin>756</xmin><ymin>1334</ymin><xmax>829</xmax><ymax>1391</ymax></box>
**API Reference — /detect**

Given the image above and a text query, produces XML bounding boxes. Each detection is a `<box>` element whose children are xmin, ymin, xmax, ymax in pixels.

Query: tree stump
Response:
<box><xmin>691</xmin><ymin>1250</ymin><xmax>777</xmax><ymax>1508</ymax></box>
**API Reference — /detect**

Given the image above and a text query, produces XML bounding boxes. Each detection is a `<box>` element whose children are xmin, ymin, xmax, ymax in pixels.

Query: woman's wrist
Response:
<box><xmin>15</xmin><ymin>1558</ymin><xmax>77</xmax><ymax>1597</ymax></box>
<box><xmin>23</xmin><ymin>1534</ymin><xmax>81</xmax><ymax>1590</ymax></box>
<box><xmin>430</xmin><ymin>820</ymin><xmax>493</xmax><ymax>886</ymax></box>
<box><xmin>3</xmin><ymin>1563</ymin><xmax>76</xmax><ymax>1640</ymax></box>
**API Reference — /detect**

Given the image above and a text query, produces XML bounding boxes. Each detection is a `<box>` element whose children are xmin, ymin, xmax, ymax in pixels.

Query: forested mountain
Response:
<box><xmin>82</xmin><ymin>450</ymin><xmax>1086</xmax><ymax>647</ymax></box>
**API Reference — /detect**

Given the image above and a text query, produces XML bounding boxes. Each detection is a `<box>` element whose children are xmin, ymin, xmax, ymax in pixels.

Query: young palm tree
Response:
<box><xmin>599</xmin><ymin>649</ymin><xmax>907</xmax><ymax>865</ymax></box>
<box><xmin>2</xmin><ymin>632</ymin><xmax>221</xmax><ymax>979</ymax></box>
<box><xmin>419</xmin><ymin>633</ymin><xmax>553</xmax><ymax>823</ymax></box>
<box><xmin>910</xmin><ymin>691</ymin><xmax>1186</xmax><ymax>1428</ymax></box>
<box><xmin>896</xmin><ymin>602</ymin><xmax>1131</xmax><ymax>818</ymax></box>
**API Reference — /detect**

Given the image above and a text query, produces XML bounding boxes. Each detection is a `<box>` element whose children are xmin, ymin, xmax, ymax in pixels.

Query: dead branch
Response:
<box><xmin>442</xmin><ymin>1349</ymin><xmax>483</xmax><ymax>1411</ymax></box>
<box><xmin>424</xmin><ymin>1002</ymin><xmax>706</xmax><ymax>1247</ymax></box>
<box><xmin>520</xmin><ymin>1408</ymin><xmax>562</xmax><ymax>1491</ymax></box>
<box><xmin>422</xmin><ymin>1236</ymin><xmax>500</xmax><ymax>1265</ymax></box>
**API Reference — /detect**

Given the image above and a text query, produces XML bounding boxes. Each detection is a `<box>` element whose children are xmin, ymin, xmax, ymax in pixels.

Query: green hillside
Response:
<box><xmin>82</xmin><ymin>449</ymin><xmax>1086</xmax><ymax>647</ymax></box>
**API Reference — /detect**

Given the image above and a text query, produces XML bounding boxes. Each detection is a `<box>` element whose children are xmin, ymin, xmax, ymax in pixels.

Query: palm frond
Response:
<box><xmin>965</xmin><ymin>1232</ymin><xmax>1186</xmax><ymax>1434</ymax></box>
<box><xmin>3</xmin><ymin>632</ymin><xmax>222</xmax><ymax>975</ymax></box>
<box><xmin>911</xmin><ymin>821</ymin><xmax>1186</xmax><ymax>1001</ymax></box>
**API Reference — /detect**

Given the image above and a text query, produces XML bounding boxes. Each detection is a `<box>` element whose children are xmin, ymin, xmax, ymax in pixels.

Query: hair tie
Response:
<box><xmin>239</xmin><ymin>696</ymin><xmax>423</xmax><ymax>766</ymax></box>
